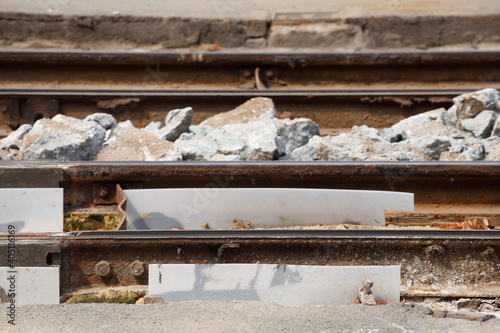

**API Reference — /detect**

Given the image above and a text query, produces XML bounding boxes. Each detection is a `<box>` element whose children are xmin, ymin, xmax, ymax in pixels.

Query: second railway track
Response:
<box><xmin>1</xmin><ymin>50</ymin><xmax>499</xmax><ymax>135</ymax></box>
<box><xmin>1</xmin><ymin>49</ymin><xmax>500</xmax><ymax>302</ymax></box>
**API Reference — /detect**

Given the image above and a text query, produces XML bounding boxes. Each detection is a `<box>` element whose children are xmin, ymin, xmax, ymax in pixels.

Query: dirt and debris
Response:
<box><xmin>96</xmin><ymin>98</ymin><xmax>141</xmax><ymax>110</ymax></box>
<box><xmin>433</xmin><ymin>218</ymin><xmax>491</xmax><ymax>230</ymax></box>
<box><xmin>64</xmin><ymin>214</ymin><xmax>121</xmax><ymax>231</ymax></box>
<box><xmin>229</xmin><ymin>219</ymin><xmax>254</xmax><ymax>230</ymax></box>
<box><xmin>201</xmin><ymin>42</ymin><xmax>220</xmax><ymax>52</ymax></box>
<box><xmin>66</xmin><ymin>289</ymin><xmax>146</xmax><ymax>304</ymax></box>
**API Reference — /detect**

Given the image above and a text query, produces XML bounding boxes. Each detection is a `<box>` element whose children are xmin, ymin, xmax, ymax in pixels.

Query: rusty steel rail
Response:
<box><xmin>63</xmin><ymin>229</ymin><xmax>500</xmax><ymax>239</ymax></box>
<box><xmin>1</xmin><ymin>161</ymin><xmax>500</xmax><ymax>228</ymax></box>
<box><xmin>1</xmin><ymin>50</ymin><xmax>499</xmax><ymax>66</ymax></box>
<box><xmin>0</xmin><ymin>50</ymin><xmax>498</xmax><ymax>91</ymax></box>
<box><xmin>2</xmin><ymin>160</ymin><xmax>500</xmax><ymax>204</ymax></box>
<box><xmin>1</xmin><ymin>161</ymin><xmax>500</xmax><ymax>297</ymax></box>
<box><xmin>1</xmin><ymin>50</ymin><xmax>498</xmax><ymax>134</ymax></box>
<box><xmin>0</xmin><ymin>88</ymin><xmax>464</xmax><ymax>132</ymax></box>
<box><xmin>1</xmin><ymin>229</ymin><xmax>499</xmax><ymax>298</ymax></box>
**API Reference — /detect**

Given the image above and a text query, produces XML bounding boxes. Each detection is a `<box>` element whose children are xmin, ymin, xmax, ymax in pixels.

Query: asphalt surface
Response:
<box><xmin>1</xmin><ymin>301</ymin><xmax>500</xmax><ymax>333</ymax></box>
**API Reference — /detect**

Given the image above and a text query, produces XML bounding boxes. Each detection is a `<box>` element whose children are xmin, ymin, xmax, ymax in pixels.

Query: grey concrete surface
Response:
<box><xmin>1</xmin><ymin>0</ymin><xmax>500</xmax><ymax>50</ymax></box>
<box><xmin>1</xmin><ymin>301</ymin><xmax>500</xmax><ymax>333</ymax></box>
<box><xmin>1</xmin><ymin>0</ymin><xmax>499</xmax><ymax>19</ymax></box>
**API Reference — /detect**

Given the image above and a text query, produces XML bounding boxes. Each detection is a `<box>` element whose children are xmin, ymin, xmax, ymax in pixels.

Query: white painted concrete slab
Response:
<box><xmin>149</xmin><ymin>264</ymin><xmax>400</xmax><ymax>306</ymax></box>
<box><xmin>124</xmin><ymin>188</ymin><xmax>413</xmax><ymax>230</ymax></box>
<box><xmin>0</xmin><ymin>267</ymin><xmax>59</xmax><ymax>306</ymax></box>
<box><xmin>0</xmin><ymin>188</ymin><xmax>63</xmax><ymax>233</ymax></box>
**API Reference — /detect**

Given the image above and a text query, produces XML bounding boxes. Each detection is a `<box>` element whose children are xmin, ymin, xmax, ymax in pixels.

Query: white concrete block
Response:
<box><xmin>0</xmin><ymin>267</ymin><xmax>59</xmax><ymax>306</ymax></box>
<box><xmin>149</xmin><ymin>264</ymin><xmax>400</xmax><ymax>306</ymax></box>
<box><xmin>124</xmin><ymin>188</ymin><xmax>413</xmax><ymax>230</ymax></box>
<box><xmin>0</xmin><ymin>188</ymin><xmax>63</xmax><ymax>233</ymax></box>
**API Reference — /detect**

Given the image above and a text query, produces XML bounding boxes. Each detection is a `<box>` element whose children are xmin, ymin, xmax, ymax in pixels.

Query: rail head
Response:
<box><xmin>64</xmin><ymin>229</ymin><xmax>500</xmax><ymax>240</ymax></box>
<box><xmin>0</xmin><ymin>50</ymin><xmax>499</xmax><ymax>66</ymax></box>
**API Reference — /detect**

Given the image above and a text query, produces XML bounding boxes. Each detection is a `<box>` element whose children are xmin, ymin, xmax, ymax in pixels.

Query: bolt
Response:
<box><xmin>94</xmin><ymin>260</ymin><xmax>111</xmax><ymax>277</ymax></box>
<box><xmin>424</xmin><ymin>245</ymin><xmax>445</xmax><ymax>257</ymax></box>
<box><xmin>297</xmin><ymin>58</ymin><xmax>308</xmax><ymax>67</ymax></box>
<box><xmin>265</xmin><ymin>69</ymin><xmax>275</xmax><ymax>80</ymax></box>
<box><xmin>481</xmin><ymin>246</ymin><xmax>495</xmax><ymax>258</ymax></box>
<box><xmin>130</xmin><ymin>260</ymin><xmax>145</xmax><ymax>276</ymax></box>
<box><xmin>242</xmin><ymin>69</ymin><xmax>252</xmax><ymax>79</ymax></box>
<box><xmin>96</xmin><ymin>185</ymin><xmax>109</xmax><ymax>199</ymax></box>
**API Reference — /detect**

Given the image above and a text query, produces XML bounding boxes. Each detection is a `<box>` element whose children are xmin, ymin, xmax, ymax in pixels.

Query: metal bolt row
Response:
<box><xmin>94</xmin><ymin>260</ymin><xmax>145</xmax><ymax>277</ymax></box>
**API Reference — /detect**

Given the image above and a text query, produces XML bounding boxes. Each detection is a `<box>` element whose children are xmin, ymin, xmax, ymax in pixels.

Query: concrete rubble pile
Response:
<box><xmin>1</xmin><ymin>89</ymin><xmax>500</xmax><ymax>162</ymax></box>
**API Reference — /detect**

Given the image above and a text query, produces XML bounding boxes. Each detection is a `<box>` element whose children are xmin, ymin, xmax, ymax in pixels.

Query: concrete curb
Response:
<box><xmin>1</xmin><ymin>12</ymin><xmax>500</xmax><ymax>50</ymax></box>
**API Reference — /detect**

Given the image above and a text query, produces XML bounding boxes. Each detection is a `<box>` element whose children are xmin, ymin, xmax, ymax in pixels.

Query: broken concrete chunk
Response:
<box><xmin>157</xmin><ymin>107</ymin><xmax>193</xmax><ymax>142</ymax></box>
<box><xmin>103</xmin><ymin>120</ymin><xmax>135</xmax><ymax>147</ymax></box>
<box><xmin>290</xmin><ymin>125</ymin><xmax>393</xmax><ymax>161</ymax></box>
<box><xmin>143</xmin><ymin>121</ymin><xmax>163</xmax><ymax>133</ymax></box>
<box><xmin>0</xmin><ymin>124</ymin><xmax>32</xmax><ymax>150</ymax></box>
<box><xmin>461</xmin><ymin>110</ymin><xmax>497</xmax><ymax>138</ymax></box>
<box><xmin>96</xmin><ymin>127</ymin><xmax>182</xmax><ymax>161</ymax></box>
<box><xmin>399</xmin><ymin>135</ymin><xmax>451</xmax><ymax>160</ymax></box>
<box><xmin>439</xmin><ymin>106</ymin><xmax>458</xmax><ymax>126</ymax></box>
<box><xmin>453</xmin><ymin>88</ymin><xmax>500</xmax><ymax>122</ymax></box>
<box><xmin>175</xmin><ymin>119</ymin><xmax>278</xmax><ymax>160</ymax></box>
<box><xmin>482</xmin><ymin>136</ymin><xmax>500</xmax><ymax>161</ymax></box>
<box><xmin>442</xmin><ymin>137</ymin><xmax>485</xmax><ymax>161</ymax></box>
<box><xmin>381</xmin><ymin>126</ymin><xmax>406</xmax><ymax>143</ymax></box>
<box><xmin>489</xmin><ymin>115</ymin><xmax>500</xmax><ymax>137</ymax></box>
<box><xmin>200</xmin><ymin>97</ymin><xmax>276</xmax><ymax>127</ymax></box>
<box><xmin>354</xmin><ymin>279</ymin><xmax>377</xmax><ymax>305</ymax></box>
<box><xmin>84</xmin><ymin>113</ymin><xmax>117</xmax><ymax>130</ymax></box>
<box><xmin>209</xmin><ymin>154</ymin><xmax>242</xmax><ymax>161</ymax></box>
<box><xmin>275</xmin><ymin>117</ymin><xmax>320</xmax><ymax>156</ymax></box>
<box><xmin>391</xmin><ymin>147</ymin><xmax>430</xmax><ymax>161</ymax></box>
<box><xmin>5</xmin><ymin>89</ymin><xmax>500</xmax><ymax>162</ymax></box>
<box><xmin>21</xmin><ymin>115</ymin><xmax>105</xmax><ymax>161</ymax></box>
<box><xmin>382</xmin><ymin>108</ymin><xmax>454</xmax><ymax>142</ymax></box>
<box><xmin>405</xmin><ymin>121</ymin><xmax>458</xmax><ymax>140</ymax></box>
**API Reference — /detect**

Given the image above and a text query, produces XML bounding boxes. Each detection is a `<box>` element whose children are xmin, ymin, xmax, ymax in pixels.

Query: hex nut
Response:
<box><xmin>424</xmin><ymin>245</ymin><xmax>445</xmax><ymax>257</ymax></box>
<box><xmin>242</xmin><ymin>69</ymin><xmax>253</xmax><ymax>79</ymax></box>
<box><xmin>97</xmin><ymin>185</ymin><xmax>109</xmax><ymax>199</ymax></box>
<box><xmin>481</xmin><ymin>246</ymin><xmax>495</xmax><ymax>258</ymax></box>
<box><xmin>130</xmin><ymin>260</ymin><xmax>145</xmax><ymax>276</ymax></box>
<box><xmin>94</xmin><ymin>260</ymin><xmax>111</xmax><ymax>277</ymax></box>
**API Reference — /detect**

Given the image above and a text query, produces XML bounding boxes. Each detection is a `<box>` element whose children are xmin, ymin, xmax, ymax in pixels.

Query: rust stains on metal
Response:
<box><xmin>59</xmin><ymin>232</ymin><xmax>500</xmax><ymax>297</ymax></box>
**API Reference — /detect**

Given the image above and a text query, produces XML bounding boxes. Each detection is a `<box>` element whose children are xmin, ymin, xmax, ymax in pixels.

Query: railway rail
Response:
<box><xmin>1</xmin><ymin>50</ymin><xmax>499</xmax><ymax>91</ymax></box>
<box><xmin>1</xmin><ymin>161</ymin><xmax>500</xmax><ymax>299</ymax></box>
<box><xmin>0</xmin><ymin>88</ymin><xmax>473</xmax><ymax>135</ymax></box>
<box><xmin>1</xmin><ymin>50</ymin><xmax>499</xmax><ymax>135</ymax></box>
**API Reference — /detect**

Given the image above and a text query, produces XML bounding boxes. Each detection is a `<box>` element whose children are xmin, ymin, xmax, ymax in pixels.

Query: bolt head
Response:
<box><xmin>94</xmin><ymin>260</ymin><xmax>111</xmax><ymax>277</ymax></box>
<box><xmin>265</xmin><ymin>70</ymin><xmax>275</xmax><ymax>79</ymax></box>
<box><xmin>130</xmin><ymin>260</ymin><xmax>145</xmax><ymax>276</ymax></box>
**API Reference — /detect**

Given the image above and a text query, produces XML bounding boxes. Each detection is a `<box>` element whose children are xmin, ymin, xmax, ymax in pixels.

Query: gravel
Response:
<box><xmin>3</xmin><ymin>301</ymin><xmax>500</xmax><ymax>333</ymax></box>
